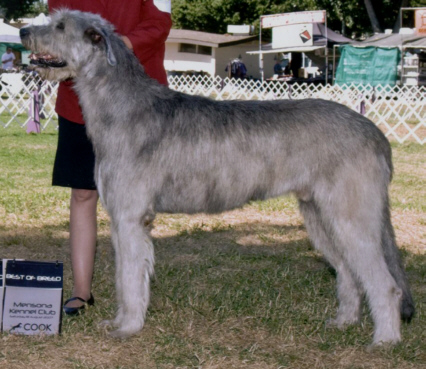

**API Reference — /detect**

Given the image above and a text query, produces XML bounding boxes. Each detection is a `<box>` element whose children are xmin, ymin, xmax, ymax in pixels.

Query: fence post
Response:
<box><xmin>358</xmin><ymin>92</ymin><xmax>366</xmax><ymax>115</ymax></box>
<box><xmin>360</xmin><ymin>99</ymin><xmax>366</xmax><ymax>115</ymax></box>
<box><xmin>27</xmin><ymin>89</ymin><xmax>41</xmax><ymax>133</ymax></box>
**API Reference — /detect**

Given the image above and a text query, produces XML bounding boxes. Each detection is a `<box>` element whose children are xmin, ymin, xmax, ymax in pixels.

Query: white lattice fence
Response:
<box><xmin>0</xmin><ymin>72</ymin><xmax>59</xmax><ymax>129</ymax></box>
<box><xmin>167</xmin><ymin>76</ymin><xmax>425</xmax><ymax>144</ymax></box>
<box><xmin>2</xmin><ymin>73</ymin><xmax>425</xmax><ymax>144</ymax></box>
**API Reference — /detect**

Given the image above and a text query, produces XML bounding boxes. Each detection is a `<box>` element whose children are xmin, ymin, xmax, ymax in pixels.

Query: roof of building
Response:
<box><xmin>167</xmin><ymin>28</ymin><xmax>257</xmax><ymax>48</ymax></box>
<box><xmin>351</xmin><ymin>32</ymin><xmax>426</xmax><ymax>49</ymax></box>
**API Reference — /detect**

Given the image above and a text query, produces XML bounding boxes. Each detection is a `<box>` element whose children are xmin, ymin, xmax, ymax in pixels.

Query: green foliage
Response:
<box><xmin>27</xmin><ymin>0</ymin><xmax>48</xmax><ymax>16</ymax></box>
<box><xmin>0</xmin><ymin>0</ymin><xmax>35</xmax><ymax>21</ymax></box>
<box><xmin>172</xmin><ymin>0</ymin><xmax>318</xmax><ymax>34</ymax></box>
<box><xmin>0</xmin><ymin>0</ymin><xmax>47</xmax><ymax>21</ymax></box>
<box><xmin>171</xmin><ymin>0</ymin><xmax>425</xmax><ymax>37</ymax></box>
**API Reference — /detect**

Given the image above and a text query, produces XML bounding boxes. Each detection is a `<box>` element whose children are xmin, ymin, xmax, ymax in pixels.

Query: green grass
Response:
<box><xmin>0</xmin><ymin>126</ymin><xmax>425</xmax><ymax>369</ymax></box>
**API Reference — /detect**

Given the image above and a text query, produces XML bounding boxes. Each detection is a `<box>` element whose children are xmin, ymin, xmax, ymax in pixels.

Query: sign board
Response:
<box><xmin>2</xmin><ymin>260</ymin><xmax>63</xmax><ymax>335</ymax></box>
<box><xmin>415</xmin><ymin>9</ymin><xmax>426</xmax><ymax>35</ymax></box>
<box><xmin>272</xmin><ymin>24</ymin><xmax>314</xmax><ymax>49</ymax></box>
<box><xmin>227</xmin><ymin>25</ymin><xmax>254</xmax><ymax>35</ymax></box>
<box><xmin>1</xmin><ymin>259</ymin><xmax>24</xmax><ymax>328</ymax></box>
<box><xmin>261</xmin><ymin>10</ymin><xmax>325</xmax><ymax>29</ymax></box>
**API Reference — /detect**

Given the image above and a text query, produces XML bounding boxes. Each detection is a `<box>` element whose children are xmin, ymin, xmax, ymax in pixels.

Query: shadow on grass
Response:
<box><xmin>1</xmin><ymin>220</ymin><xmax>425</xmax><ymax>367</ymax></box>
<box><xmin>1</xmin><ymin>219</ymin><xmax>424</xmax><ymax>301</ymax></box>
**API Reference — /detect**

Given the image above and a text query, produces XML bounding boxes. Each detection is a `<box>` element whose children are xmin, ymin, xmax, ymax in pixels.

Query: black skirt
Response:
<box><xmin>52</xmin><ymin>116</ymin><xmax>97</xmax><ymax>190</ymax></box>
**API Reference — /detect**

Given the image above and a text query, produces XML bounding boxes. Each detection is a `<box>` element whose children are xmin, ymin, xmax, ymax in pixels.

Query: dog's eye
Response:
<box><xmin>56</xmin><ymin>22</ymin><xmax>65</xmax><ymax>30</ymax></box>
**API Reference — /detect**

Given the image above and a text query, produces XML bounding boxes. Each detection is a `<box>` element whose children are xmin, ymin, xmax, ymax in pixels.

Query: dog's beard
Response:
<box><xmin>29</xmin><ymin>64</ymin><xmax>74</xmax><ymax>81</ymax></box>
<box><xmin>28</xmin><ymin>53</ymin><xmax>74</xmax><ymax>81</ymax></box>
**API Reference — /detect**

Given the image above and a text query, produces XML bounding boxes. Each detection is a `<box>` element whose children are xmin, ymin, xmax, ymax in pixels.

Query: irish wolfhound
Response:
<box><xmin>20</xmin><ymin>10</ymin><xmax>414</xmax><ymax>345</ymax></box>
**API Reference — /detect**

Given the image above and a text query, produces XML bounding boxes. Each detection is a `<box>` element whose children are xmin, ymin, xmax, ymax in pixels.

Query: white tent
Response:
<box><xmin>0</xmin><ymin>19</ymin><xmax>20</xmax><ymax>44</ymax></box>
<box><xmin>0</xmin><ymin>14</ymin><xmax>50</xmax><ymax>44</ymax></box>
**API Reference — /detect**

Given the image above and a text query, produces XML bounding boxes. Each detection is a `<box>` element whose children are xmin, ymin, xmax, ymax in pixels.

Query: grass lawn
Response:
<box><xmin>0</xmin><ymin>126</ymin><xmax>425</xmax><ymax>369</ymax></box>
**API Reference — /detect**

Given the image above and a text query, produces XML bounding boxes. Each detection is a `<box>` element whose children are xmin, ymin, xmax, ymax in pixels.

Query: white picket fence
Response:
<box><xmin>1</xmin><ymin>72</ymin><xmax>425</xmax><ymax>144</ymax></box>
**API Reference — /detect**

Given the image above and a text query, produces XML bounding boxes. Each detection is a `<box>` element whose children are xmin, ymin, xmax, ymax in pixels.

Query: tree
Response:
<box><xmin>346</xmin><ymin>0</ymin><xmax>423</xmax><ymax>35</ymax></box>
<box><xmin>171</xmin><ymin>0</ymin><xmax>425</xmax><ymax>38</ymax></box>
<box><xmin>363</xmin><ymin>0</ymin><xmax>382</xmax><ymax>33</ymax></box>
<box><xmin>0</xmin><ymin>0</ymin><xmax>37</xmax><ymax>22</ymax></box>
<box><xmin>172</xmin><ymin>0</ymin><xmax>317</xmax><ymax>34</ymax></box>
<box><xmin>27</xmin><ymin>0</ymin><xmax>49</xmax><ymax>16</ymax></box>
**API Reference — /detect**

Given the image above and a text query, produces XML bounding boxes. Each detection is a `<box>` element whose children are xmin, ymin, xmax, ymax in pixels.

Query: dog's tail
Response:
<box><xmin>382</xmin><ymin>196</ymin><xmax>415</xmax><ymax>322</ymax></box>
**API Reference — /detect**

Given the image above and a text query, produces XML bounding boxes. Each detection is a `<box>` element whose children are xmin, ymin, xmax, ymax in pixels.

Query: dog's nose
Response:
<box><xmin>20</xmin><ymin>27</ymin><xmax>30</xmax><ymax>38</ymax></box>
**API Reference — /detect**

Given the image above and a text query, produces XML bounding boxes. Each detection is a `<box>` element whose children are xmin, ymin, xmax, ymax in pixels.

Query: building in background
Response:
<box><xmin>165</xmin><ymin>28</ymin><xmax>275</xmax><ymax>80</ymax></box>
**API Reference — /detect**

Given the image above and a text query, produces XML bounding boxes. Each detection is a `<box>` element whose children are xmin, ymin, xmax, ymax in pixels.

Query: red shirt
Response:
<box><xmin>48</xmin><ymin>0</ymin><xmax>172</xmax><ymax>124</ymax></box>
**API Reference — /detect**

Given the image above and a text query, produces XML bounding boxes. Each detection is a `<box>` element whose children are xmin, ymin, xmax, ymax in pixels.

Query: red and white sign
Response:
<box><xmin>272</xmin><ymin>24</ymin><xmax>314</xmax><ymax>49</ymax></box>
<box><xmin>261</xmin><ymin>10</ymin><xmax>325</xmax><ymax>29</ymax></box>
<box><xmin>415</xmin><ymin>9</ymin><xmax>426</xmax><ymax>35</ymax></box>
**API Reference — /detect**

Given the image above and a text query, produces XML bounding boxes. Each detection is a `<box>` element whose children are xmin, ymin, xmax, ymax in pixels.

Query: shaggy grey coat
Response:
<box><xmin>20</xmin><ymin>10</ymin><xmax>414</xmax><ymax>345</ymax></box>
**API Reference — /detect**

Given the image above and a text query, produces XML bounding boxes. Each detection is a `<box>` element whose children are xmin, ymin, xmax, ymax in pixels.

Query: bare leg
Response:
<box><xmin>64</xmin><ymin>188</ymin><xmax>98</xmax><ymax>308</ymax></box>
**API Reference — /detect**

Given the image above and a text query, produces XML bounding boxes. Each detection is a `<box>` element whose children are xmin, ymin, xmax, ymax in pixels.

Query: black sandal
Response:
<box><xmin>63</xmin><ymin>294</ymin><xmax>95</xmax><ymax>316</ymax></box>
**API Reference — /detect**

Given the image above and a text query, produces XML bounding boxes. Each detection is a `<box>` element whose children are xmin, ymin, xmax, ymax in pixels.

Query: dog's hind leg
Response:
<box><xmin>381</xmin><ymin>197</ymin><xmax>415</xmax><ymax>322</ymax></box>
<box><xmin>108</xmin><ymin>211</ymin><xmax>155</xmax><ymax>339</ymax></box>
<box><xmin>299</xmin><ymin>199</ymin><xmax>363</xmax><ymax>327</ymax></box>
<box><xmin>318</xmin><ymin>172</ymin><xmax>402</xmax><ymax>345</ymax></box>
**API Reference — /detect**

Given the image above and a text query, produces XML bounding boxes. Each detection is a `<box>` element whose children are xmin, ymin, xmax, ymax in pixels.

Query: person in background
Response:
<box><xmin>273</xmin><ymin>59</ymin><xmax>284</xmax><ymax>76</ymax></box>
<box><xmin>225</xmin><ymin>56</ymin><xmax>248</xmax><ymax>79</ymax></box>
<box><xmin>48</xmin><ymin>0</ymin><xmax>172</xmax><ymax>315</ymax></box>
<box><xmin>2</xmin><ymin>47</ymin><xmax>16</xmax><ymax>70</ymax></box>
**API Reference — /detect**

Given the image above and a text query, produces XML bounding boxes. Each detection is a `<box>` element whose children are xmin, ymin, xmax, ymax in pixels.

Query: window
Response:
<box><xmin>179</xmin><ymin>43</ymin><xmax>196</xmax><ymax>53</ymax></box>
<box><xmin>179</xmin><ymin>43</ymin><xmax>212</xmax><ymax>56</ymax></box>
<box><xmin>197</xmin><ymin>45</ymin><xmax>212</xmax><ymax>56</ymax></box>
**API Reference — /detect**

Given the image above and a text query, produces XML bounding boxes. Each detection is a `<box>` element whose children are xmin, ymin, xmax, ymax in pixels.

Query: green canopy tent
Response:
<box><xmin>334</xmin><ymin>33</ymin><xmax>426</xmax><ymax>86</ymax></box>
<box><xmin>0</xmin><ymin>41</ymin><xmax>28</xmax><ymax>56</ymax></box>
<box><xmin>335</xmin><ymin>45</ymin><xmax>400</xmax><ymax>85</ymax></box>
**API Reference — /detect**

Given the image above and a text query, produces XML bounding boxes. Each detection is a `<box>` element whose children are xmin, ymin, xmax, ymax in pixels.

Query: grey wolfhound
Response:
<box><xmin>21</xmin><ymin>10</ymin><xmax>414</xmax><ymax>345</ymax></box>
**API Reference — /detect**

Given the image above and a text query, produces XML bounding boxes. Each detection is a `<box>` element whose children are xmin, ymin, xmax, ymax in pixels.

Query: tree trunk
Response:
<box><xmin>363</xmin><ymin>0</ymin><xmax>382</xmax><ymax>33</ymax></box>
<box><xmin>393</xmin><ymin>0</ymin><xmax>410</xmax><ymax>33</ymax></box>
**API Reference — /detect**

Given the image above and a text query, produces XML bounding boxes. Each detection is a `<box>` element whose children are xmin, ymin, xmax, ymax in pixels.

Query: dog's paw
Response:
<box><xmin>326</xmin><ymin>317</ymin><xmax>359</xmax><ymax>329</ymax></box>
<box><xmin>108</xmin><ymin>328</ymin><xmax>139</xmax><ymax>339</ymax></box>
<box><xmin>367</xmin><ymin>340</ymin><xmax>399</xmax><ymax>352</ymax></box>
<box><xmin>98</xmin><ymin>319</ymin><xmax>116</xmax><ymax>328</ymax></box>
<box><xmin>326</xmin><ymin>318</ymin><xmax>344</xmax><ymax>329</ymax></box>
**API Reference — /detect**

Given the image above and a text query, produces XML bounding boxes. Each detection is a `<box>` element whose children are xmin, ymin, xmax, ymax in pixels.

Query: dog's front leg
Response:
<box><xmin>99</xmin><ymin>220</ymin><xmax>124</xmax><ymax>329</ymax></box>
<box><xmin>107</xmin><ymin>213</ymin><xmax>155</xmax><ymax>339</ymax></box>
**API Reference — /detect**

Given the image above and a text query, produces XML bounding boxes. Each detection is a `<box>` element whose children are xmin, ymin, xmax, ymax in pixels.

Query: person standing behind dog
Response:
<box><xmin>2</xmin><ymin>47</ymin><xmax>16</xmax><ymax>70</ymax></box>
<box><xmin>48</xmin><ymin>0</ymin><xmax>172</xmax><ymax>315</ymax></box>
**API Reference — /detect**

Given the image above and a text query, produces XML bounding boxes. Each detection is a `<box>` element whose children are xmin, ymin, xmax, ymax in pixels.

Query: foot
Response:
<box><xmin>63</xmin><ymin>294</ymin><xmax>95</xmax><ymax>316</ymax></box>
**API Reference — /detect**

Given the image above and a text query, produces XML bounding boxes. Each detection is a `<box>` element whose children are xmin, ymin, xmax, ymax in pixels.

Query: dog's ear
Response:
<box><xmin>85</xmin><ymin>27</ymin><xmax>117</xmax><ymax>67</ymax></box>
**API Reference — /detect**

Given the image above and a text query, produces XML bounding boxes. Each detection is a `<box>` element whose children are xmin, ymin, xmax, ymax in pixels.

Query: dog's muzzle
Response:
<box><xmin>20</xmin><ymin>27</ymin><xmax>68</xmax><ymax>68</ymax></box>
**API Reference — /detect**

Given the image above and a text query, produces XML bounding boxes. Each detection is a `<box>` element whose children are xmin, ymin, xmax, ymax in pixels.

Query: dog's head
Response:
<box><xmin>20</xmin><ymin>9</ymin><xmax>118</xmax><ymax>81</ymax></box>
